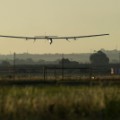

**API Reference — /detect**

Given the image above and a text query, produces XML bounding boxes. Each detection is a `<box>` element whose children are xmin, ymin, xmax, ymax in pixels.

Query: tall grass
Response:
<box><xmin>0</xmin><ymin>86</ymin><xmax>120</xmax><ymax>120</ymax></box>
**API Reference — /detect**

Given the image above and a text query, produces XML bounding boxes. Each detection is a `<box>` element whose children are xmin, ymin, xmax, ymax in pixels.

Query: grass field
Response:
<box><xmin>0</xmin><ymin>85</ymin><xmax>120</xmax><ymax>120</ymax></box>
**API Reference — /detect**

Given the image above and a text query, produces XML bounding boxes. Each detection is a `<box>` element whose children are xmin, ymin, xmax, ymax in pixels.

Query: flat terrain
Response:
<box><xmin>0</xmin><ymin>85</ymin><xmax>120</xmax><ymax>120</ymax></box>
<box><xmin>0</xmin><ymin>77</ymin><xmax>120</xmax><ymax>86</ymax></box>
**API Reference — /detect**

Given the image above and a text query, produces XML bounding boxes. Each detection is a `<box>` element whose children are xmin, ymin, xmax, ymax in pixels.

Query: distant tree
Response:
<box><xmin>37</xmin><ymin>59</ymin><xmax>46</xmax><ymax>64</ymax></box>
<box><xmin>1</xmin><ymin>61</ymin><xmax>10</xmax><ymax>66</ymax></box>
<box><xmin>59</xmin><ymin>58</ymin><xmax>71</xmax><ymax>65</ymax></box>
<box><xmin>15</xmin><ymin>58</ymin><xmax>25</xmax><ymax>65</ymax></box>
<box><xmin>90</xmin><ymin>51</ymin><xmax>109</xmax><ymax>65</ymax></box>
<box><xmin>59</xmin><ymin>58</ymin><xmax>79</xmax><ymax>67</ymax></box>
<box><xmin>26</xmin><ymin>58</ymin><xmax>34</xmax><ymax>64</ymax></box>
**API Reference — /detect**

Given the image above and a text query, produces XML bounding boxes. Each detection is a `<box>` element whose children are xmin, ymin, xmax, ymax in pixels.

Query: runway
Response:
<box><xmin>0</xmin><ymin>78</ymin><xmax>120</xmax><ymax>86</ymax></box>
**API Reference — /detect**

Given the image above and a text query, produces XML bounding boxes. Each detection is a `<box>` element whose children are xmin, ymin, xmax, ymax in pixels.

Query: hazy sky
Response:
<box><xmin>0</xmin><ymin>0</ymin><xmax>119</xmax><ymax>54</ymax></box>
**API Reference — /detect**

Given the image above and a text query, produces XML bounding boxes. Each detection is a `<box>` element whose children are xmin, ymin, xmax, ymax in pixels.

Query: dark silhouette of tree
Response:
<box><xmin>59</xmin><ymin>58</ymin><xmax>70</xmax><ymax>64</ymax></box>
<box><xmin>90</xmin><ymin>51</ymin><xmax>109</xmax><ymax>66</ymax></box>
<box><xmin>59</xmin><ymin>58</ymin><xmax>79</xmax><ymax>67</ymax></box>
<box><xmin>1</xmin><ymin>61</ymin><xmax>10</xmax><ymax>66</ymax></box>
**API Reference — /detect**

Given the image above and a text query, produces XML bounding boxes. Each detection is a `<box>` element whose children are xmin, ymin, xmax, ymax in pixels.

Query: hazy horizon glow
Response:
<box><xmin>0</xmin><ymin>0</ymin><xmax>119</xmax><ymax>54</ymax></box>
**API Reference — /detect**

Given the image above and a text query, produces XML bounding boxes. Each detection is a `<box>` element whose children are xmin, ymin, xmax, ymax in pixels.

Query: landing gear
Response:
<box><xmin>49</xmin><ymin>38</ymin><xmax>53</xmax><ymax>44</ymax></box>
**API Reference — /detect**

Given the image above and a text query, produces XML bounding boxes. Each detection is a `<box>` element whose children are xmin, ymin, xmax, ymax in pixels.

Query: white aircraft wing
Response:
<box><xmin>51</xmin><ymin>34</ymin><xmax>109</xmax><ymax>39</ymax></box>
<box><xmin>0</xmin><ymin>34</ymin><xmax>109</xmax><ymax>44</ymax></box>
<box><xmin>0</xmin><ymin>35</ymin><xmax>37</xmax><ymax>40</ymax></box>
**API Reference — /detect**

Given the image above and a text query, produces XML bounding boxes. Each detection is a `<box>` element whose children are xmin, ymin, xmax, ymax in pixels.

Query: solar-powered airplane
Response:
<box><xmin>0</xmin><ymin>34</ymin><xmax>109</xmax><ymax>44</ymax></box>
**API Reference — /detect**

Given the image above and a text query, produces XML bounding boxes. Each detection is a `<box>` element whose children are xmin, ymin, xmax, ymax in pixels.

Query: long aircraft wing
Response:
<box><xmin>0</xmin><ymin>34</ymin><xmax>109</xmax><ymax>44</ymax></box>
<box><xmin>51</xmin><ymin>34</ymin><xmax>109</xmax><ymax>39</ymax></box>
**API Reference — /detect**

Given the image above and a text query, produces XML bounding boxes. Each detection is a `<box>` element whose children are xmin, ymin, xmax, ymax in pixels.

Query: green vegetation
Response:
<box><xmin>0</xmin><ymin>86</ymin><xmax>120</xmax><ymax>120</ymax></box>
